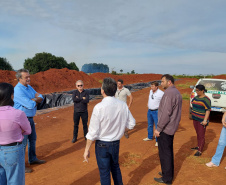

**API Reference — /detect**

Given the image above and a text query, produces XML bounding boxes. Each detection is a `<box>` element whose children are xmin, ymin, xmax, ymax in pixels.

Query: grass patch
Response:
<box><xmin>177</xmin><ymin>82</ymin><xmax>195</xmax><ymax>89</ymax></box>
<box><xmin>188</xmin><ymin>155</ymin><xmax>210</xmax><ymax>164</ymax></box>
<box><xmin>182</xmin><ymin>93</ymin><xmax>190</xmax><ymax>100</ymax></box>
<box><xmin>120</xmin><ymin>153</ymin><xmax>141</xmax><ymax>167</ymax></box>
<box><xmin>173</xmin><ymin>74</ymin><xmax>214</xmax><ymax>79</ymax></box>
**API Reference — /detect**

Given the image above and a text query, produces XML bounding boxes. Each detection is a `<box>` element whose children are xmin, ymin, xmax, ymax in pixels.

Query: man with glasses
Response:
<box><xmin>143</xmin><ymin>81</ymin><xmax>164</xmax><ymax>147</ymax></box>
<box><xmin>72</xmin><ymin>80</ymin><xmax>89</xmax><ymax>143</ymax></box>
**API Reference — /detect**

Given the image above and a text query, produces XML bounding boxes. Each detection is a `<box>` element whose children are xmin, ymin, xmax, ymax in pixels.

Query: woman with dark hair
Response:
<box><xmin>191</xmin><ymin>84</ymin><xmax>211</xmax><ymax>156</ymax></box>
<box><xmin>0</xmin><ymin>83</ymin><xmax>31</xmax><ymax>185</ymax></box>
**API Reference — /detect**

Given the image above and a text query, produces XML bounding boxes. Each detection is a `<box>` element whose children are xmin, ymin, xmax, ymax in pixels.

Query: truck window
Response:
<box><xmin>198</xmin><ymin>80</ymin><xmax>226</xmax><ymax>92</ymax></box>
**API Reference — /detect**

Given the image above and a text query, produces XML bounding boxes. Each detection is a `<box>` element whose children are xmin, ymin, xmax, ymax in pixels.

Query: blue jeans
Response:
<box><xmin>147</xmin><ymin>109</ymin><xmax>158</xmax><ymax>141</ymax></box>
<box><xmin>211</xmin><ymin>126</ymin><xmax>226</xmax><ymax>166</ymax></box>
<box><xmin>95</xmin><ymin>140</ymin><xmax>123</xmax><ymax>185</ymax></box>
<box><xmin>22</xmin><ymin>117</ymin><xmax>37</xmax><ymax>163</ymax></box>
<box><xmin>0</xmin><ymin>143</ymin><xmax>25</xmax><ymax>185</ymax></box>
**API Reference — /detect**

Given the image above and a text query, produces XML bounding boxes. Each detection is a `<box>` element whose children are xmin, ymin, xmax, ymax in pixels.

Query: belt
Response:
<box><xmin>149</xmin><ymin>109</ymin><xmax>158</xmax><ymax>111</ymax></box>
<box><xmin>0</xmin><ymin>142</ymin><xmax>22</xmax><ymax>146</ymax></box>
<box><xmin>27</xmin><ymin>117</ymin><xmax>33</xmax><ymax>118</ymax></box>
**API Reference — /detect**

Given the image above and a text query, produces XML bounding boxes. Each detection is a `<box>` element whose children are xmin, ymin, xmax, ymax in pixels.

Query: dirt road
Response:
<box><xmin>25</xmin><ymin>79</ymin><xmax>225</xmax><ymax>185</ymax></box>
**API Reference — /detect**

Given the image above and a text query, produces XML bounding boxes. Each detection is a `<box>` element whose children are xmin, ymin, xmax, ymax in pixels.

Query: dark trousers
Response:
<box><xmin>193</xmin><ymin>120</ymin><xmax>206</xmax><ymax>152</ymax></box>
<box><xmin>22</xmin><ymin>117</ymin><xmax>38</xmax><ymax>163</ymax></box>
<box><xmin>95</xmin><ymin>140</ymin><xmax>123</xmax><ymax>185</ymax></box>
<box><xmin>73</xmin><ymin>111</ymin><xmax>88</xmax><ymax>139</ymax></box>
<box><xmin>157</xmin><ymin>132</ymin><xmax>174</xmax><ymax>184</ymax></box>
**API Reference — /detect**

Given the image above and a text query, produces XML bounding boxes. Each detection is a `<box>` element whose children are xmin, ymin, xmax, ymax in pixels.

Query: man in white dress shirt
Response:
<box><xmin>83</xmin><ymin>77</ymin><xmax>136</xmax><ymax>185</ymax></box>
<box><xmin>143</xmin><ymin>81</ymin><xmax>164</xmax><ymax>147</ymax></box>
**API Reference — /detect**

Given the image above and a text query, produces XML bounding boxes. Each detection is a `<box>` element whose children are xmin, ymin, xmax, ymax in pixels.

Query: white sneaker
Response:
<box><xmin>155</xmin><ymin>142</ymin><xmax>158</xmax><ymax>147</ymax></box>
<box><xmin>206</xmin><ymin>161</ymin><xmax>217</xmax><ymax>167</ymax></box>
<box><xmin>143</xmin><ymin>138</ymin><xmax>152</xmax><ymax>141</ymax></box>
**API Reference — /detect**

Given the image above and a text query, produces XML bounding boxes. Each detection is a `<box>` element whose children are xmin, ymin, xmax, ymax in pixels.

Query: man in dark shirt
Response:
<box><xmin>72</xmin><ymin>80</ymin><xmax>89</xmax><ymax>143</ymax></box>
<box><xmin>154</xmin><ymin>74</ymin><xmax>182</xmax><ymax>185</ymax></box>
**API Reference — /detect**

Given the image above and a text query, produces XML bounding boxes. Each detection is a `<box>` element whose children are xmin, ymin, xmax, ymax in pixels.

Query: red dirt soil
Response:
<box><xmin>1</xmin><ymin>69</ymin><xmax>225</xmax><ymax>184</ymax></box>
<box><xmin>90</xmin><ymin>73</ymin><xmax>163</xmax><ymax>84</ymax></box>
<box><xmin>212</xmin><ymin>75</ymin><xmax>226</xmax><ymax>79</ymax></box>
<box><xmin>0</xmin><ymin>69</ymin><xmax>163</xmax><ymax>94</ymax></box>
<box><xmin>23</xmin><ymin>77</ymin><xmax>225</xmax><ymax>185</ymax></box>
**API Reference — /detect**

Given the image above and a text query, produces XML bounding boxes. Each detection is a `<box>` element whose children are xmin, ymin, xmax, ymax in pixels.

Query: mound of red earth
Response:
<box><xmin>212</xmin><ymin>75</ymin><xmax>226</xmax><ymax>79</ymax></box>
<box><xmin>0</xmin><ymin>70</ymin><xmax>17</xmax><ymax>86</ymax></box>
<box><xmin>0</xmin><ymin>69</ymin><xmax>163</xmax><ymax>94</ymax></box>
<box><xmin>90</xmin><ymin>73</ymin><xmax>163</xmax><ymax>84</ymax></box>
<box><xmin>0</xmin><ymin>68</ymin><xmax>101</xmax><ymax>94</ymax></box>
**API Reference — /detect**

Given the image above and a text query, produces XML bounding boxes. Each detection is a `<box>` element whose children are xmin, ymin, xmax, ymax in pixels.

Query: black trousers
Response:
<box><xmin>157</xmin><ymin>132</ymin><xmax>174</xmax><ymax>183</ymax></box>
<box><xmin>73</xmin><ymin>111</ymin><xmax>88</xmax><ymax>139</ymax></box>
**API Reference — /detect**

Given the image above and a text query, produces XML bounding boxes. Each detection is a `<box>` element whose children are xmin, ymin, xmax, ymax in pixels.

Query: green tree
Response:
<box><xmin>67</xmin><ymin>62</ymin><xmax>79</xmax><ymax>71</ymax></box>
<box><xmin>111</xmin><ymin>70</ymin><xmax>117</xmax><ymax>75</ymax></box>
<box><xmin>24</xmin><ymin>52</ymin><xmax>79</xmax><ymax>74</ymax></box>
<box><xmin>0</xmin><ymin>57</ymin><xmax>14</xmax><ymax>70</ymax></box>
<box><xmin>131</xmin><ymin>70</ymin><xmax>135</xmax><ymax>74</ymax></box>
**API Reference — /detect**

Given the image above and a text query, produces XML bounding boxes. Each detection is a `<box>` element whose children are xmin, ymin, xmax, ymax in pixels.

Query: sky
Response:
<box><xmin>1</xmin><ymin>0</ymin><xmax>226</xmax><ymax>75</ymax></box>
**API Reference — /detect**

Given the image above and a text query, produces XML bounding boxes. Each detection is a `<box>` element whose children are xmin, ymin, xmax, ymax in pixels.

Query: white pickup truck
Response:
<box><xmin>189</xmin><ymin>78</ymin><xmax>226</xmax><ymax>119</ymax></box>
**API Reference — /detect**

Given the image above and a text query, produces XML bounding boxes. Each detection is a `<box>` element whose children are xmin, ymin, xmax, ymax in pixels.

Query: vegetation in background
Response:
<box><xmin>24</xmin><ymin>52</ymin><xmax>79</xmax><ymax>74</ymax></box>
<box><xmin>182</xmin><ymin>93</ymin><xmax>190</xmax><ymax>100</ymax></box>
<box><xmin>177</xmin><ymin>82</ymin><xmax>196</xmax><ymax>89</ymax></box>
<box><xmin>0</xmin><ymin>57</ymin><xmax>14</xmax><ymax>70</ymax></box>
<box><xmin>173</xmin><ymin>74</ymin><xmax>214</xmax><ymax>79</ymax></box>
<box><xmin>81</xmin><ymin>63</ymin><xmax>109</xmax><ymax>73</ymax></box>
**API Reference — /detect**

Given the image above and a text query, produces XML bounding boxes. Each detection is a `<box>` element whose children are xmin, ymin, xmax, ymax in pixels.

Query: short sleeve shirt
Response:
<box><xmin>115</xmin><ymin>87</ymin><xmax>131</xmax><ymax>103</ymax></box>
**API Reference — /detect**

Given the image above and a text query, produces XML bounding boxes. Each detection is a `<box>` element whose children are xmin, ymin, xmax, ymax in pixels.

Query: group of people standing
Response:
<box><xmin>77</xmin><ymin>74</ymin><xmax>182</xmax><ymax>185</ymax></box>
<box><xmin>1</xmin><ymin>69</ymin><xmax>226</xmax><ymax>185</ymax></box>
<box><xmin>0</xmin><ymin>69</ymin><xmax>46</xmax><ymax>185</ymax></box>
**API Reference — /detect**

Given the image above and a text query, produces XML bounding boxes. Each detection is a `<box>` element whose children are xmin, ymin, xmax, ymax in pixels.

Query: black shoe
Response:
<box><xmin>154</xmin><ymin>177</ymin><xmax>172</xmax><ymax>184</ymax></box>
<box><xmin>194</xmin><ymin>151</ymin><xmax>202</xmax><ymax>156</ymax></box>
<box><xmin>191</xmin><ymin>147</ymin><xmax>199</xmax><ymax>150</ymax></box>
<box><xmin>30</xmin><ymin>159</ymin><xmax>46</xmax><ymax>165</ymax></box>
<box><xmin>25</xmin><ymin>167</ymin><xmax>33</xmax><ymax>173</ymax></box>
<box><xmin>158</xmin><ymin>172</ymin><xmax>163</xmax><ymax>176</ymax></box>
<box><xmin>72</xmin><ymin>138</ymin><xmax>77</xmax><ymax>143</ymax></box>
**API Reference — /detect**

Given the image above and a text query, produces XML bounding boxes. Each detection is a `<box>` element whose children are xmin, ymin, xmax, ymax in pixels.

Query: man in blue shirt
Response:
<box><xmin>14</xmin><ymin>69</ymin><xmax>46</xmax><ymax>173</ymax></box>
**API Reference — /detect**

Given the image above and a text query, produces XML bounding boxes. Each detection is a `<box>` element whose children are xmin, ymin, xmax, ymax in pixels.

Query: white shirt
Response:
<box><xmin>148</xmin><ymin>89</ymin><xmax>164</xmax><ymax>110</ymax></box>
<box><xmin>86</xmin><ymin>96</ymin><xmax>136</xmax><ymax>141</ymax></box>
<box><xmin>115</xmin><ymin>87</ymin><xmax>131</xmax><ymax>103</ymax></box>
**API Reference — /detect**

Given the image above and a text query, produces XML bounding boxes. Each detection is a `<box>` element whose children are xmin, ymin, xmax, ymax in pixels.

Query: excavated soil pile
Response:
<box><xmin>0</xmin><ymin>69</ymin><xmax>101</xmax><ymax>94</ymax></box>
<box><xmin>0</xmin><ymin>70</ymin><xmax>17</xmax><ymax>86</ymax></box>
<box><xmin>0</xmin><ymin>70</ymin><xmax>163</xmax><ymax>94</ymax></box>
<box><xmin>29</xmin><ymin>68</ymin><xmax>101</xmax><ymax>94</ymax></box>
<box><xmin>212</xmin><ymin>74</ymin><xmax>226</xmax><ymax>79</ymax></box>
<box><xmin>90</xmin><ymin>73</ymin><xmax>163</xmax><ymax>84</ymax></box>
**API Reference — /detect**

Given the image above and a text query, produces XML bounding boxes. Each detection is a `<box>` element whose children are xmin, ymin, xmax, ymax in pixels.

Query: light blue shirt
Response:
<box><xmin>14</xmin><ymin>82</ymin><xmax>43</xmax><ymax>117</ymax></box>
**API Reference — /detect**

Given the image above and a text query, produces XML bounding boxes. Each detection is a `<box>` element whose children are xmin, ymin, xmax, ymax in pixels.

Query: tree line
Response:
<box><xmin>0</xmin><ymin>52</ymin><xmax>79</xmax><ymax>74</ymax></box>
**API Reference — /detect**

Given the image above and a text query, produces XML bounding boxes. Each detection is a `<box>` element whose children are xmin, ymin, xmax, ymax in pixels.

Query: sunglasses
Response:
<box><xmin>77</xmin><ymin>85</ymin><xmax>83</xmax><ymax>87</ymax></box>
<box><xmin>151</xmin><ymin>94</ymin><xmax>154</xmax><ymax>99</ymax></box>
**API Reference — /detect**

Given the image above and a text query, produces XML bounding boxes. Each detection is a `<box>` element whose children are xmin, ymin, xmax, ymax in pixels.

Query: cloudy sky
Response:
<box><xmin>1</xmin><ymin>0</ymin><xmax>226</xmax><ymax>75</ymax></box>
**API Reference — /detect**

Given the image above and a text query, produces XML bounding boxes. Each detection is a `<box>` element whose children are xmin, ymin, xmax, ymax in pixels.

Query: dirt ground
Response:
<box><xmin>24</xmin><ymin>78</ymin><xmax>226</xmax><ymax>185</ymax></box>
